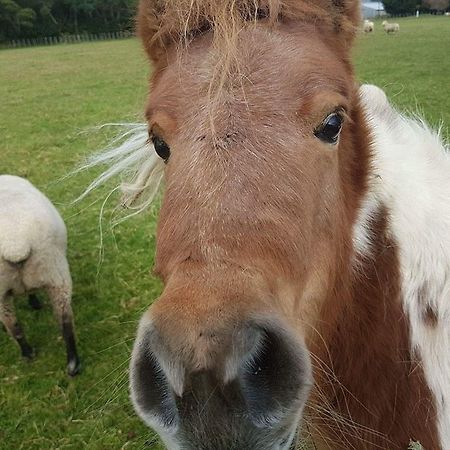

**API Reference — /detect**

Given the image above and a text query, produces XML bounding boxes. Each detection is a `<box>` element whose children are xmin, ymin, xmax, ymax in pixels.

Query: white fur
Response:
<box><xmin>0</xmin><ymin>175</ymin><xmax>70</xmax><ymax>297</ymax></box>
<box><xmin>357</xmin><ymin>84</ymin><xmax>450</xmax><ymax>448</ymax></box>
<box><xmin>76</xmin><ymin>124</ymin><xmax>164</xmax><ymax>212</ymax></box>
<box><xmin>363</xmin><ymin>20</ymin><xmax>374</xmax><ymax>33</ymax></box>
<box><xmin>382</xmin><ymin>20</ymin><xmax>400</xmax><ymax>33</ymax></box>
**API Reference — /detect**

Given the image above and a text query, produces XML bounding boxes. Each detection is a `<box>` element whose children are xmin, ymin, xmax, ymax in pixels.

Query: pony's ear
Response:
<box><xmin>137</xmin><ymin>0</ymin><xmax>168</xmax><ymax>65</ymax></box>
<box><xmin>283</xmin><ymin>0</ymin><xmax>361</xmax><ymax>49</ymax></box>
<box><xmin>316</xmin><ymin>0</ymin><xmax>361</xmax><ymax>48</ymax></box>
<box><xmin>331</xmin><ymin>0</ymin><xmax>361</xmax><ymax>26</ymax></box>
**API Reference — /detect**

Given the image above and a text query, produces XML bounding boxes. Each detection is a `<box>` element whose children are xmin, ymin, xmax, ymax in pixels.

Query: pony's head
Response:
<box><xmin>129</xmin><ymin>1</ymin><xmax>370</xmax><ymax>448</ymax></box>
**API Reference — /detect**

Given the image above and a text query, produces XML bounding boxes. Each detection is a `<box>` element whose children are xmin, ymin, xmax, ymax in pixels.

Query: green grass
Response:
<box><xmin>0</xmin><ymin>15</ymin><xmax>448</xmax><ymax>450</ymax></box>
<box><xmin>354</xmin><ymin>16</ymin><xmax>450</xmax><ymax>128</ymax></box>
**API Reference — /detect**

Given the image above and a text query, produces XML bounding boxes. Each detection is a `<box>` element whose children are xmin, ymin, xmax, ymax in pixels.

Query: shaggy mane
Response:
<box><xmin>138</xmin><ymin>0</ymin><xmax>360</xmax><ymax>64</ymax></box>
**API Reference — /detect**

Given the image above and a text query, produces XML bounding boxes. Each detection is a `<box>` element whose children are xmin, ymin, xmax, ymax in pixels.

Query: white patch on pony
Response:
<box><xmin>357</xmin><ymin>84</ymin><xmax>450</xmax><ymax>448</ymax></box>
<box><xmin>351</xmin><ymin>191</ymin><xmax>378</xmax><ymax>263</ymax></box>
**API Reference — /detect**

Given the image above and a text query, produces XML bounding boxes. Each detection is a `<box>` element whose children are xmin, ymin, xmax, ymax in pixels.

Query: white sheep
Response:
<box><xmin>0</xmin><ymin>175</ymin><xmax>80</xmax><ymax>376</ymax></box>
<box><xmin>382</xmin><ymin>20</ymin><xmax>400</xmax><ymax>33</ymax></box>
<box><xmin>363</xmin><ymin>19</ymin><xmax>375</xmax><ymax>33</ymax></box>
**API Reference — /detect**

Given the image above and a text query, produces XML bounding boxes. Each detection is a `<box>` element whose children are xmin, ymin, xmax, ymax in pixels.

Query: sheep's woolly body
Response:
<box><xmin>0</xmin><ymin>175</ymin><xmax>80</xmax><ymax>375</ymax></box>
<box><xmin>363</xmin><ymin>19</ymin><xmax>374</xmax><ymax>33</ymax></box>
<box><xmin>382</xmin><ymin>20</ymin><xmax>400</xmax><ymax>33</ymax></box>
<box><xmin>0</xmin><ymin>175</ymin><xmax>69</xmax><ymax>296</ymax></box>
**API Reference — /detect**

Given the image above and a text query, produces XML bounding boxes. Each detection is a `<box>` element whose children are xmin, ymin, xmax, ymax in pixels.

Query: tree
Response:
<box><xmin>383</xmin><ymin>0</ymin><xmax>418</xmax><ymax>15</ymax></box>
<box><xmin>422</xmin><ymin>0</ymin><xmax>450</xmax><ymax>10</ymax></box>
<box><xmin>0</xmin><ymin>0</ymin><xmax>36</xmax><ymax>40</ymax></box>
<box><xmin>0</xmin><ymin>0</ymin><xmax>137</xmax><ymax>41</ymax></box>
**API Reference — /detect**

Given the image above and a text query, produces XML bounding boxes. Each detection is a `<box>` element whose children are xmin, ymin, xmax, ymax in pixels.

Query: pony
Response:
<box><xmin>85</xmin><ymin>0</ymin><xmax>449</xmax><ymax>448</ymax></box>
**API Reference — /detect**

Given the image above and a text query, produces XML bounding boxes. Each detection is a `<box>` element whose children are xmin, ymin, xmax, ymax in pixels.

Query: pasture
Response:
<box><xmin>0</xmin><ymin>15</ymin><xmax>449</xmax><ymax>450</ymax></box>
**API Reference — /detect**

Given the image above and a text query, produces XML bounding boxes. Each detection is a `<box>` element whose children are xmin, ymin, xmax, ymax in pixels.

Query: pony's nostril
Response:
<box><xmin>238</xmin><ymin>324</ymin><xmax>312</xmax><ymax>428</ymax></box>
<box><xmin>130</xmin><ymin>329</ymin><xmax>179</xmax><ymax>431</ymax></box>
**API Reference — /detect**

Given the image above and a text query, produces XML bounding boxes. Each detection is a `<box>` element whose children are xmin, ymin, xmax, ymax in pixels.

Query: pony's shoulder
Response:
<box><xmin>358</xmin><ymin>84</ymin><xmax>450</xmax><ymax>443</ymax></box>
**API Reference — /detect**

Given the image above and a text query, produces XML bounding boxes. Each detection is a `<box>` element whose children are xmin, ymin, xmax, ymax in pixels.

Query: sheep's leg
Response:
<box><xmin>0</xmin><ymin>295</ymin><xmax>34</xmax><ymax>359</ymax></box>
<box><xmin>46</xmin><ymin>286</ymin><xmax>81</xmax><ymax>377</ymax></box>
<box><xmin>28</xmin><ymin>293</ymin><xmax>42</xmax><ymax>310</ymax></box>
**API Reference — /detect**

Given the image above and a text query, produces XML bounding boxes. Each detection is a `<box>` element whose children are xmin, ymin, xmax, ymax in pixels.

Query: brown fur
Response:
<box><xmin>308</xmin><ymin>210</ymin><xmax>439</xmax><ymax>449</ymax></box>
<box><xmin>132</xmin><ymin>0</ymin><xmax>440</xmax><ymax>448</ymax></box>
<box><xmin>423</xmin><ymin>305</ymin><xmax>439</xmax><ymax>328</ymax></box>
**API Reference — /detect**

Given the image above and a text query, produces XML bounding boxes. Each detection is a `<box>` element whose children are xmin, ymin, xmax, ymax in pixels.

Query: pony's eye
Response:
<box><xmin>151</xmin><ymin>134</ymin><xmax>171</xmax><ymax>162</ymax></box>
<box><xmin>315</xmin><ymin>112</ymin><xmax>344</xmax><ymax>144</ymax></box>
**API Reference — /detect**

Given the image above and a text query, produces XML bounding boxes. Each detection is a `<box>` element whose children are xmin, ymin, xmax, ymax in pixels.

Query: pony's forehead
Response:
<box><xmin>148</xmin><ymin>25</ymin><xmax>351</xmax><ymax>117</ymax></box>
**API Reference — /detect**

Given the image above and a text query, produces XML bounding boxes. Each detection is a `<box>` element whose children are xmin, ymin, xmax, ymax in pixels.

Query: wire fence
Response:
<box><xmin>2</xmin><ymin>31</ymin><xmax>134</xmax><ymax>49</ymax></box>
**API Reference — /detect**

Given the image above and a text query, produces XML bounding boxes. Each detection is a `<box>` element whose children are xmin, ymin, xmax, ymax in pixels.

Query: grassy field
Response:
<box><xmin>0</xmin><ymin>15</ymin><xmax>449</xmax><ymax>450</ymax></box>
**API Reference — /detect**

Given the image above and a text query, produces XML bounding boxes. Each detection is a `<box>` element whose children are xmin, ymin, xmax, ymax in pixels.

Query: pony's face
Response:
<box><xmin>131</xmin><ymin>3</ymin><xmax>366</xmax><ymax>449</ymax></box>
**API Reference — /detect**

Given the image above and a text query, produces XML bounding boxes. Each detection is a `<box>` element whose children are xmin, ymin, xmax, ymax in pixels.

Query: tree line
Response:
<box><xmin>2</xmin><ymin>0</ymin><xmax>450</xmax><ymax>43</ymax></box>
<box><xmin>383</xmin><ymin>0</ymin><xmax>449</xmax><ymax>15</ymax></box>
<box><xmin>0</xmin><ymin>0</ymin><xmax>137</xmax><ymax>42</ymax></box>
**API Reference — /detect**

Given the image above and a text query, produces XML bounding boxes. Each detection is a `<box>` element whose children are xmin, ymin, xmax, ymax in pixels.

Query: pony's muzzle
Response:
<box><xmin>130</xmin><ymin>311</ymin><xmax>313</xmax><ymax>448</ymax></box>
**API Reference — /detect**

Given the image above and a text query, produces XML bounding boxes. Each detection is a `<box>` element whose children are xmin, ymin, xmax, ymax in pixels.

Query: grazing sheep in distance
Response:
<box><xmin>363</xmin><ymin>19</ymin><xmax>374</xmax><ymax>33</ymax></box>
<box><xmin>382</xmin><ymin>20</ymin><xmax>400</xmax><ymax>33</ymax></box>
<box><xmin>0</xmin><ymin>175</ymin><xmax>80</xmax><ymax>376</ymax></box>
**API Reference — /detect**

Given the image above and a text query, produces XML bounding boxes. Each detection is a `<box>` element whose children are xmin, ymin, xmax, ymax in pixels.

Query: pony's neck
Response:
<box><xmin>310</xmin><ymin>210</ymin><xmax>439</xmax><ymax>449</ymax></box>
<box><xmin>308</xmin><ymin>85</ymin><xmax>450</xmax><ymax>449</ymax></box>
